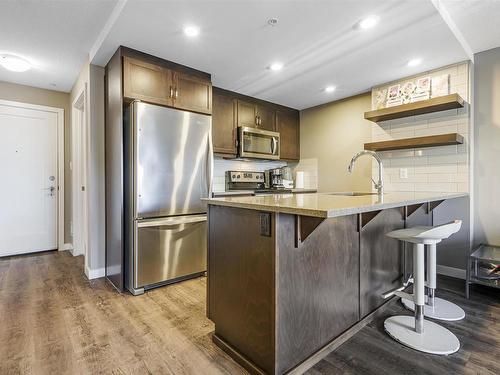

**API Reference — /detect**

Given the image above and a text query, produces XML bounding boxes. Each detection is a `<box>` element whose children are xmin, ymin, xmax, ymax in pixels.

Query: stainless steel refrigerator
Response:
<box><xmin>123</xmin><ymin>101</ymin><xmax>212</xmax><ymax>295</ymax></box>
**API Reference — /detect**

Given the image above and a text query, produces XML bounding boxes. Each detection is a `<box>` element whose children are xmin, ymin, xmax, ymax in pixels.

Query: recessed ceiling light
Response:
<box><xmin>0</xmin><ymin>54</ymin><xmax>31</xmax><ymax>72</ymax></box>
<box><xmin>407</xmin><ymin>58</ymin><xmax>422</xmax><ymax>67</ymax></box>
<box><xmin>325</xmin><ymin>86</ymin><xmax>336</xmax><ymax>93</ymax></box>
<box><xmin>183</xmin><ymin>25</ymin><xmax>200</xmax><ymax>37</ymax></box>
<box><xmin>268</xmin><ymin>17</ymin><xmax>279</xmax><ymax>26</ymax></box>
<box><xmin>269</xmin><ymin>62</ymin><xmax>283</xmax><ymax>71</ymax></box>
<box><xmin>357</xmin><ymin>15</ymin><xmax>379</xmax><ymax>30</ymax></box>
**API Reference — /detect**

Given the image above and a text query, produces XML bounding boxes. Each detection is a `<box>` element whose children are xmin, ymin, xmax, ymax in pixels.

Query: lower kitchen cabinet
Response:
<box><xmin>359</xmin><ymin>208</ymin><xmax>405</xmax><ymax>318</ymax></box>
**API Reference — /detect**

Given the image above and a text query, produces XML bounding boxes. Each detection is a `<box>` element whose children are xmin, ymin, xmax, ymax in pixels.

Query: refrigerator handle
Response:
<box><xmin>207</xmin><ymin>122</ymin><xmax>214</xmax><ymax>198</ymax></box>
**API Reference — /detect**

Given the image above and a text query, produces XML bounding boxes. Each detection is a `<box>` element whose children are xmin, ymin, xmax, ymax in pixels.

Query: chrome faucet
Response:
<box><xmin>348</xmin><ymin>150</ymin><xmax>384</xmax><ymax>195</ymax></box>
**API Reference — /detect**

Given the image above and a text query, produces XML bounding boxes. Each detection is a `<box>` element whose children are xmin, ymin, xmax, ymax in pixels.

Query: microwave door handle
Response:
<box><xmin>271</xmin><ymin>137</ymin><xmax>278</xmax><ymax>155</ymax></box>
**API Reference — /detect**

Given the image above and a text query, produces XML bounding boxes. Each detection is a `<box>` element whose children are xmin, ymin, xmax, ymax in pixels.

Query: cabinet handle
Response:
<box><xmin>175</xmin><ymin>88</ymin><xmax>179</xmax><ymax>99</ymax></box>
<box><xmin>255</xmin><ymin>116</ymin><xmax>259</xmax><ymax>126</ymax></box>
<box><xmin>169</xmin><ymin>86</ymin><xmax>174</xmax><ymax>98</ymax></box>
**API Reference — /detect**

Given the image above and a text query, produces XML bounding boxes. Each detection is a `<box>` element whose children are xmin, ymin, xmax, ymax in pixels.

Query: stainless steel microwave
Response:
<box><xmin>238</xmin><ymin>126</ymin><xmax>280</xmax><ymax>160</ymax></box>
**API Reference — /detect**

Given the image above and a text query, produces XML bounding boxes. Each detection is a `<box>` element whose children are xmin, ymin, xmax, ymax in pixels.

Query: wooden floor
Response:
<box><xmin>0</xmin><ymin>250</ymin><xmax>498</xmax><ymax>375</ymax></box>
<box><xmin>0</xmin><ymin>250</ymin><xmax>246</xmax><ymax>375</ymax></box>
<box><xmin>308</xmin><ymin>276</ymin><xmax>500</xmax><ymax>375</ymax></box>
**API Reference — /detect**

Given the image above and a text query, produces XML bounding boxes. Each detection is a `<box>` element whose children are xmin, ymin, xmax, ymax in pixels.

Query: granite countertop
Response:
<box><xmin>204</xmin><ymin>191</ymin><xmax>468</xmax><ymax>218</ymax></box>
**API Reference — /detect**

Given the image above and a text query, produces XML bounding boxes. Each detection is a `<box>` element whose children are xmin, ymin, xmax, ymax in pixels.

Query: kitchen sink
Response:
<box><xmin>325</xmin><ymin>192</ymin><xmax>381</xmax><ymax>196</ymax></box>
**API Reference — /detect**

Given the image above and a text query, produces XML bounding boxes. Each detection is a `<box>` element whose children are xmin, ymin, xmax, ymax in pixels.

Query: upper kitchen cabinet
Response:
<box><xmin>236</xmin><ymin>100</ymin><xmax>276</xmax><ymax>131</ymax></box>
<box><xmin>172</xmin><ymin>72</ymin><xmax>212</xmax><ymax>115</ymax></box>
<box><xmin>120</xmin><ymin>48</ymin><xmax>212</xmax><ymax>115</ymax></box>
<box><xmin>237</xmin><ymin>100</ymin><xmax>257</xmax><ymax>128</ymax></box>
<box><xmin>213</xmin><ymin>86</ymin><xmax>300</xmax><ymax>160</ymax></box>
<box><xmin>276</xmin><ymin>109</ymin><xmax>300</xmax><ymax>161</ymax></box>
<box><xmin>123</xmin><ymin>56</ymin><xmax>172</xmax><ymax>107</ymax></box>
<box><xmin>256</xmin><ymin>104</ymin><xmax>276</xmax><ymax>131</ymax></box>
<box><xmin>212</xmin><ymin>88</ymin><xmax>237</xmax><ymax>156</ymax></box>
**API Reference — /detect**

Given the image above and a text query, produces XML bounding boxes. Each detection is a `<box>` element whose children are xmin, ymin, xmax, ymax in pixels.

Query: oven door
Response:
<box><xmin>239</xmin><ymin>127</ymin><xmax>280</xmax><ymax>160</ymax></box>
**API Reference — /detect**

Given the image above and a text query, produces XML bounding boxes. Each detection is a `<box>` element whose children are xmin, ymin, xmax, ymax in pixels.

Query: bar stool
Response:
<box><xmin>383</xmin><ymin>220</ymin><xmax>462</xmax><ymax>355</ymax></box>
<box><xmin>400</xmin><ymin>239</ymin><xmax>465</xmax><ymax>321</ymax></box>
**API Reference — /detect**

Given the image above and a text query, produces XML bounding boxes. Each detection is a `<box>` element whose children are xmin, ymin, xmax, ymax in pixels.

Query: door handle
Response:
<box><xmin>174</xmin><ymin>88</ymin><xmax>179</xmax><ymax>99</ymax></box>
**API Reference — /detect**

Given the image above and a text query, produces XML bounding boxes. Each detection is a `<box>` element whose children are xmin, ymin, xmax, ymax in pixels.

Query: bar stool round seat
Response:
<box><xmin>383</xmin><ymin>220</ymin><xmax>462</xmax><ymax>355</ymax></box>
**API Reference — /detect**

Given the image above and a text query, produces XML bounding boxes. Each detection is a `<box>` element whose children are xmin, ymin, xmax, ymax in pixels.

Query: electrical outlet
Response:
<box><xmin>399</xmin><ymin>168</ymin><xmax>408</xmax><ymax>179</ymax></box>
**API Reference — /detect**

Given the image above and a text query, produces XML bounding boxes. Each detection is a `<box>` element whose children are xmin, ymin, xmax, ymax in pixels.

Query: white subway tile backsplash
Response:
<box><xmin>370</xmin><ymin>62</ymin><xmax>470</xmax><ymax>193</ymax></box>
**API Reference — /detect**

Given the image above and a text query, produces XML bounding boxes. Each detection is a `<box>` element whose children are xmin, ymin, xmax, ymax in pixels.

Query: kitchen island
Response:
<box><xmin>204</xmin><ymin>192</ymin><xmax>468</xmax><ymax>375</ymax></box>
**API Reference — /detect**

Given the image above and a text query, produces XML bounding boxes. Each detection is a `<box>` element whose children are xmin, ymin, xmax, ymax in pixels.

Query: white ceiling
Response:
<box><xmin>2</xmin><ymin>0</ymin><xmax>500</xmax><ymax>108</ymax></box>
<box><xmin>441</xmin><ymin>0</ymin><xmax>500</xmax><ymax>54</ymax></box>
<box><xmin>0</xmin><ymin>0</ymin><xmax>117</xmax><ymax>92</ymax></box>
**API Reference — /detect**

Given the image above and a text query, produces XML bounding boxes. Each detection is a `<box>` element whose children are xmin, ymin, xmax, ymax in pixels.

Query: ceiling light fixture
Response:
<box><xmin>183</xmin><ymin>25</ymin><xmax>200</xmax><ymax>37</ymax></box>
<box><xmin>357</xmin><ymin>15</ymin><xmax>379</xmax><ymax>30</ymax></box>
<box><xmin>324</xmin><ymin>86</ymin><xmax>336</xmax><ymax>93</ymax></box>
<box><xmin>269</xmin><ymin>62</ymin><xmax>283</xmax><ymax>71</ymax></box>
<box><xmin>407</xmin><ymin>58</ymin><xmax>422</xmax><ymax>67</ymax></box>
<box><xmin>0</xmin><ymin>54</ymin><xmax>31</xmax><ymax>72</ymax></box>
<box><xmin>268</xmin><ymin>17</ymin><xmax>279</xmax><ymax>26</ymax></box>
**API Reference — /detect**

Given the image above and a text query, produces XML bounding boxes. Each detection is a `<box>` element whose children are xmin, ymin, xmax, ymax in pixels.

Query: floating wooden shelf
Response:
<box><xmin>364</xmin><ymin>133</ymin><xmax>464</xmax><ymax>152</ymax></box>
<box><xmin>364</xmin><ymin>93</ymin><xmax>465</xmax><ymax>123</ymax></box>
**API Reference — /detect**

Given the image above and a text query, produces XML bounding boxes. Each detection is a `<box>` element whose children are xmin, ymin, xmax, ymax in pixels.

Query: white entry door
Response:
<box><xmin>0</xmin><ymin>103</ymin><xmax>58</xmax><ymax>256</ymax></box>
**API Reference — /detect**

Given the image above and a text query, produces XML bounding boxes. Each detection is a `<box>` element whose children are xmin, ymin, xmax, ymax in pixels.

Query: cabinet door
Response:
<box><xmin>123</xmin><ymin>56</ymin><xmax>172</xmax><ymax>106</ymax></box>
<box><xmin>360</xmin><ymin>208</ymin><xmax>404</xmax><ymax>318</ymax></box>
<box><xmin>237</xmin><ymin>100</ymin><xmax>257</xmax><ymax>128</ymax></box>
<box><xmin>276</xmin><ymin>110</ymin><xmax>299</xmax><ymax>161</ymax></box>
<box><xmin>256</xmin><ymin>104</ymin><xmax>276</xmax><ymax>131</ymax></box>
<box><xmin>212</xmin><ymin>90</ymin><xmax>237</xmax><ymax>155</ymax></box>
<box><xmin>172</xmin><ymin>72</ymin><xmax>212</xmax><ymax>114</ymax></box>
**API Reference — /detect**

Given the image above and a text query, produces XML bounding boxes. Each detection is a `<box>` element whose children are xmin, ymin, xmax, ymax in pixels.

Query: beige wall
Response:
<box><xmin>0</xmin><ymin>80</ymin><xmax>72</xmax><ymax>243</ymax></box>
<box><xmin>298</xmin><ymin>93</ymin><xmax>372</xmax><ymax>192</ymax></box>
<box><xmin>474</xmin><ymin>47</ymin><xmax>500</xmax><ymax>247</ymax></box>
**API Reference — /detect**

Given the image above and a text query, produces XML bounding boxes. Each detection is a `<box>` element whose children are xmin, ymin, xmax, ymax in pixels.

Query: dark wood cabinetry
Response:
<box><xmin>212</xmin><ymin>87</ymin><xmax>299</xmax><ymax>160</ymax></box>
<box><xmin>276</xmin><ymin>110</ymin><xmax>300</xmax><ymax>161</ymax></box>
<box><xmin>212</xmin><ymin>89</ymin><xmax>237</xmax><ymax>155</ymax></box>
<box><xmin>237</xmin><ymin>100</ymin><xmax>257</xmax><ymax>128</ymax></box>
<box><xmin>256</xmin><ymin>104</ymin><xmax>276</xmax><ymax>131</ymax></box>
<box><xmin>122</xmin><ymin>53</ymin><xmax>211</xmax><ymax>115</ymax></box>
<box><xmin>173</xmin><ymin>72</ymin><xmax>212</xmax><ymax>114</ymax></box>
<box><xmin>359</xmin><ymin>208</ymin><xmax>405</xmax><ymax>318</ymax></box>
<box><xmin>123</xmin><ymin>56</ymin><xmax>172</xmax><ymax>106</ymax></box>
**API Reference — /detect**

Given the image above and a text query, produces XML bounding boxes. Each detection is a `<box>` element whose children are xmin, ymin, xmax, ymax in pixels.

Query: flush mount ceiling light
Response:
<box><xmin>269</xmin><ymin>62</ymin><xmax>283</xmax><ymax>71</ymax></box>
<box><xmin>0</xmin><ymin>54</ymin><xmax>31</xmax><ymax>72</ymax></box>
<box><xmin>183</xmin><ymin>25</ymin><xmax>200</xmax><ymax>37</ymax></box>
<box><xmin>357</xmin><ymin>15</ymin><xmax>379</xmax><ymax>30</ymax></box>
<box><xmin>324</xmin><ymin>86</ymin><xmax>336</xmax><ymax>93</ymax></box>
<box><xmin>407</xmin><ymin>58</ymin><xmax>422</xmax><ymax>67</ymax></box>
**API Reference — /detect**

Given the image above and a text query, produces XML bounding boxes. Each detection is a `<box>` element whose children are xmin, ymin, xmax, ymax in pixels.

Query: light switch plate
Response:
<box><xmin>399</xmin><ymin>168</ymin><xmax>408</xmax><ymax>179</ymax></box>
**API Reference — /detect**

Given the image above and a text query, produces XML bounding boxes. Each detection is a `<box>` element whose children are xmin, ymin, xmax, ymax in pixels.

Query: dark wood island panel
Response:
<box><xmin>276</xmin><ymin>213</ymin><xmax>359</xmax><ymax>374</ymax></box>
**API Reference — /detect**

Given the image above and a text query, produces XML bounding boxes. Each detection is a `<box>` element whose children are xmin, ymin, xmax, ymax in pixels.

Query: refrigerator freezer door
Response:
<box><xmin>134</xmin><ymin>102</ymin><xmax>212</xmax><ymax>218</ymax></box>
<box><xmin>134</xmin><ymin>215</ymin><xmax>207</xmax><ymax>288</ymax></box>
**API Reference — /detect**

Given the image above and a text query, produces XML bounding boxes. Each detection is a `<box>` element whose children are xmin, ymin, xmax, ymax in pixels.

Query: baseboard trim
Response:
<box><xmin>85</xmin><ymin>266</ymin><xmax>105</xmax><ymax>280</ymax></box>
<box><xmin>437</xmin><ymin>265</ymin><xmax>466</xmax><ymax>279</ymax></box>
<box><xmin>59</xmin><ymin>243</ymin><xmax>73</xmax><ymax>251</ymax></box>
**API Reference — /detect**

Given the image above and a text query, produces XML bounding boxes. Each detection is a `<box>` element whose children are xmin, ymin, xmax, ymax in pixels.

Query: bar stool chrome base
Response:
<box><xmin>401</xmin><ymin>297</ymin><xmax>465</xmax><ymax>321</ymax></box>
<box><xmin>384</xmin><ymin>315</ymin><xmax>460</xmax><ymax>355</ymax></box>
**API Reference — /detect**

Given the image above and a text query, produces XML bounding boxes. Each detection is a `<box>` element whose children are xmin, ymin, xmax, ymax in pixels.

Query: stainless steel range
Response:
<box><xmin>225</xmin><ymin>171</ymin><xmax>291</xmax><ymax>194</ymax></box>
